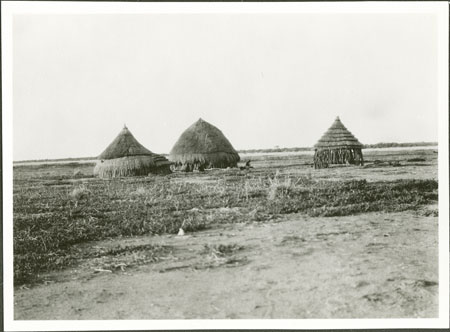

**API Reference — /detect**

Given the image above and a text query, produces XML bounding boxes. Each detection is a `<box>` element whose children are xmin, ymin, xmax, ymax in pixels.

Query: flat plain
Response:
<box><xmin>13</xmin><ymin>148</ymin><xmax>439</xmax><ymax>319</ymax></box>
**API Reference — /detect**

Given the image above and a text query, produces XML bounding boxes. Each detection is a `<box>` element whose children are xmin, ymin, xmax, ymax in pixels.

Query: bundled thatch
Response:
<box><xmin>313</xmin><ymin>117</ymin><xmax>364</xmax><ymax>169</ymax></box>
<box><xmin>169</xmin><ymin>118</ymin><xmax>240</xmax><ymax>171</ymax></box>
<box><xmin>94</xmin><ymin>126</ymin><xmax>171</xmax><ymax>178</ymax></box>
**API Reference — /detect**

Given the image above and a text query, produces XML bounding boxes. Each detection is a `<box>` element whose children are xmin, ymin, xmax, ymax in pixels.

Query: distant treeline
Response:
<box><xmin>362</xmin><ymin>142</ymin><xmax>437</xmax><ymax>149</ymax></box>
<box><xmin>14</xmin><ymin>156</ymin><xmax>96</xmax><ymax>164</ymax></box>
<box><xmin>238</xmin><ymin>142</ymin><xmax>437</xmax><ymax>154</ymax></box>
<box><xmin>238</xmin><ymin>147</ymin><xmax>312</xmax><ymax>154</ymax></box>
<box><xmin>14</xmin><ymin>142</ymin><xmax>437</xmax><ymax>163</ymax></box>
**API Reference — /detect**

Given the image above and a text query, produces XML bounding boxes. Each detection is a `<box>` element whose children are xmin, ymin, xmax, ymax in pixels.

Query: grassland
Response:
<box><xmin>13</xmin><ymin>148</ymin><xmax>438</xmax><ymax>286</ymax></box>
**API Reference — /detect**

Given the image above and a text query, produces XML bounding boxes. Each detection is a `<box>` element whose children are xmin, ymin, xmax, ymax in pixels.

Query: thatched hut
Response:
<box><xmin>313</xmin><ymin>116</ymin><xmax>364</xmax><ymax>169</ymax></box>
<box><xmin>94</xmin><ymin>126</ymin><xmax>171</xmax><ymax>178</ymax></box>
<box><xmin>169</xmin><ymin>118</ymin><xmax>240</xmax><ymax>171</ymax></box>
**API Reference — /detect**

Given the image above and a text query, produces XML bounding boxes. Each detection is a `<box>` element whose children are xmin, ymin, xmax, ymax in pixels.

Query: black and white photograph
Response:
<box><xmin>2</xmin><ymin>1</ymin><xmax>449</xmax><ymax>330</ymax></box>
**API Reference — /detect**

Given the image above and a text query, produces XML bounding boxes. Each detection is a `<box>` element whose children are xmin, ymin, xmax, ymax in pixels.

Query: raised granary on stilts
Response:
<box><xmin>94</xmin><ymin>126</ymin><xmax>172</xmax><ymax>178</ymax></box>
<box><xmin>313</xmin><ymin>117</ymin><xmax>364</xmax><ymax>169</ymax></box>
<box><xmin>169</xmin><ymin>118</ymin><xmax>240</xmax><ymax>171</ymax></box>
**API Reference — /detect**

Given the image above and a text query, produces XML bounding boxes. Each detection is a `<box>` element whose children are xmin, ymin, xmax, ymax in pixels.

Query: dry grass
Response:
<box><xmin>267</xmin><ymin>171</ymin><xmax>294</xmax><ymax>201</ymax></box>
<box><xmin>70</xmin><ymin>185</ymin><xmax>91</xmax><ymax>201</ymax></box>
<box><xmin>13</xmin><ymin>148</ymin><xmax>438</xmax><ymax>285</ymax></box>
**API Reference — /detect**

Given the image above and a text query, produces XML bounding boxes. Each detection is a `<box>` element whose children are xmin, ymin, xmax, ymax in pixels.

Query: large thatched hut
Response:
<box><xmin>313</xmin><ymin>116</ymin><xmax>364</xmax><ymax>169</ymax></box>
<box><xmin>169</xmin><ymin>118</ymin><xmax>240</xmax><ymax>171</ymax></box>
<box><xmin>94</xmin><ymin>126</ymin><xmax>171</xmax><ymax>178</ymax></box>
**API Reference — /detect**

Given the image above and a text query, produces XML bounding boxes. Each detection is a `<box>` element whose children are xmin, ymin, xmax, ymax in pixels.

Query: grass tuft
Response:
<box><xmin>70</xmin><ymin>185</ymin><xmax>91</xmax><ymax>201</ymax></box>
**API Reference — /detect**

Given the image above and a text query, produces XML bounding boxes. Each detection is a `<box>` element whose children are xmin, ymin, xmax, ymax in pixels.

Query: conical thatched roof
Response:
<box><xmin>99</xmin><ymin>126</ymin><xmax>156</xmax><ymax>160</ymax></box>
<box><xmin>95</xmin><ymin>126</ymin><xmax>171</xmax><ymax>178</ymax></box>
<box><xmin>169</xmin><ymin>118</ymin><xmax>240</xmax><ymax>168</ymax></box>
<box><xmin>314</xmin><ymin>117</ymin><xmax>363</xmax><ymax>149</ymax></box>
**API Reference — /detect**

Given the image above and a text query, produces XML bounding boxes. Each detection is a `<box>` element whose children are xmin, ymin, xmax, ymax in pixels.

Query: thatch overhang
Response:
<box><xmin>169</xmin><ymin>118</ymin><xmax>240</xmax><ymax>170</ymax></box>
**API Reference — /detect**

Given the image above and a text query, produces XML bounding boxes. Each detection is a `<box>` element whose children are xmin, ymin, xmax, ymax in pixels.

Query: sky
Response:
<box><xmin>12</xmin><ymin>12</ymin><xmax>439</xmax><ymax>161</ymax></box>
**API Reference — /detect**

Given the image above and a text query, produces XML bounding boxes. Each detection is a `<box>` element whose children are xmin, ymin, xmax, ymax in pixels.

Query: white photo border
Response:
<box><xmin>2</xmin><ymin>1</ymin><xmax>449</xmax><ymax>330</ymax></box>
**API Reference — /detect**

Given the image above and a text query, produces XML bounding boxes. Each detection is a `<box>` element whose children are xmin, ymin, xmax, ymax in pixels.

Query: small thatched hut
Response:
<box><xmin>313</xmin><ymin>116</ymin><xmax>364</xmax><ymax>169</ymax></box>
<box><xmin>94</xmin><ymin>126</ymin><xmax>171</xmax><ymax>178</ymax></box>
<box><xmin>169</xmin><ymin>118</ymin><xmax>240</xmax><ymax>171</ymax></box>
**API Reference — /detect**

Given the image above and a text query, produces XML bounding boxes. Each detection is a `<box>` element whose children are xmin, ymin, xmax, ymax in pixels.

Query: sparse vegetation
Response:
<box><xmin>13</xmin><ymin>149</ymin><xmax>438</xmax><ymax>285</ymax></box>
<box><xmin>203</xmin><ymin>243</ymin><xmax>244</xmax><ymax>257</ymax></box>
<box><xmin>81</xmin><ymin>244</ymin><xmax>173</xmax><ymax>272</ymax></box>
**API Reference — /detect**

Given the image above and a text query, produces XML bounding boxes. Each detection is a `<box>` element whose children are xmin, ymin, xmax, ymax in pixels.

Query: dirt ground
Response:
<box><xmin>14</xmin><ymin>207</ymin><xmax>438</xmax><ymax>319</ymax></box>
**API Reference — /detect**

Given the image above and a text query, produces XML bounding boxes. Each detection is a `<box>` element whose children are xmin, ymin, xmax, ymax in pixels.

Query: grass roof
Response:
<box><xmin>314</xmin><ymin>117</ymin><xmax>363</xmax><ymax>149</ymax></box>
<box><xmin>99</xmin><ymin>126</ymin><xmax>157</xmax><ymax>160</ymax></box>
<box><xmin>95</xmin><ymin>126</ymin><xmax>172</xmax><ymax>178</ymax></box>
<box><xmin>169</xmin><ymin>118</ymin><xmax>240</xmax><ymax>166</ymax></box>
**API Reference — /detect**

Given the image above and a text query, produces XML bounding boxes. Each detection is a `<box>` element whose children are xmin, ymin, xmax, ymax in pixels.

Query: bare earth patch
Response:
<box><xmin>14</xmin><ymin>209</ymin><xmax>438</xmax><ymax>319</ymax></box>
